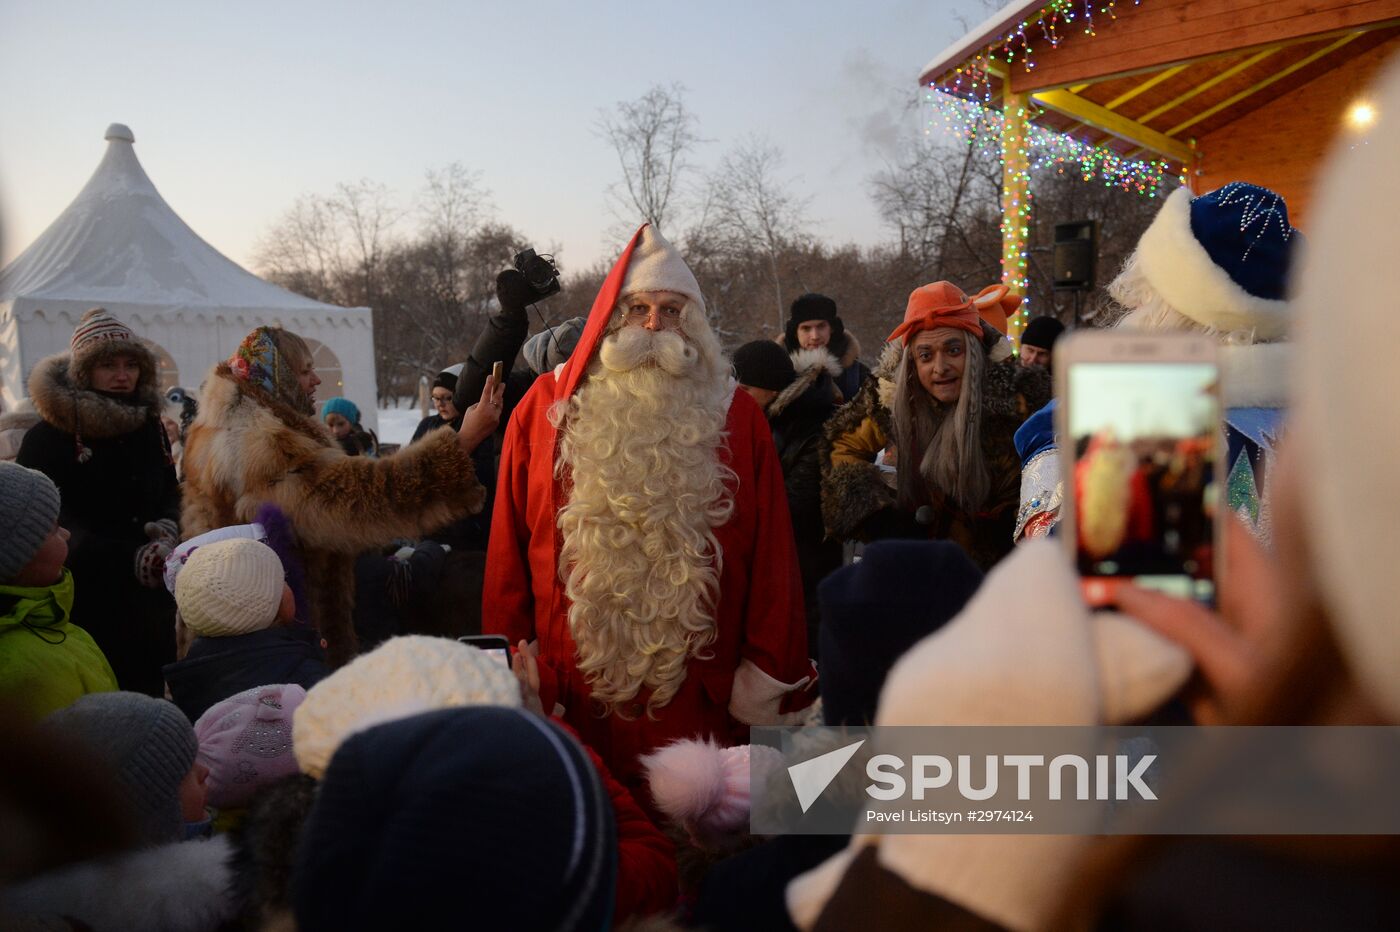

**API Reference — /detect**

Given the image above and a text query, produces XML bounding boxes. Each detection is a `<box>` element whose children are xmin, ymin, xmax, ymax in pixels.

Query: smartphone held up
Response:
<box><xmin>1056</xmin><ymin>332</ymin><xmax>1221</xmax><ymax>608</ymax></box>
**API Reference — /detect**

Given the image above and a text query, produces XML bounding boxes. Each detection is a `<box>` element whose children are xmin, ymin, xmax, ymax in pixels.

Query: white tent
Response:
<box><xmin>0</xmin><ymin>123</ymin><xmax>378</xmax><ymax>430</ymax></box>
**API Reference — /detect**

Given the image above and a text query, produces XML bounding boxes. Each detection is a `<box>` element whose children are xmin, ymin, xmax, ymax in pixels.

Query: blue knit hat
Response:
<box><xmin>294</xmin><ymin>707</ymin><xmax>617</xmax><ymax>931</ymax></box>
<box><xmin>319</xmin><ymin>396</ymin><xmax>359</xmax><ymax>425</ymax></box>
<box><xmin>1134</xmin><ymin>182</ymin><xmax>1300</xmax><ymax>340</ymax></box>
<box><xmin>818</xmin><ymin>541</ymin><xmax>983</xmax><ymax>725</ymax></box>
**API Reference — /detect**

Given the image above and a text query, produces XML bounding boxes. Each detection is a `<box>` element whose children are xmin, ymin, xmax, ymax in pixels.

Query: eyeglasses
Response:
<box><xmin>431</xmin><ymin>393</ymin><xmax>454</xmax><ymax>404</ymax></box>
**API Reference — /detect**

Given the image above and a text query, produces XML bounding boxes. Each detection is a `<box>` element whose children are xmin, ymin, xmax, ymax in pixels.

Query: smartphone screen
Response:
<box><xmin>1066</xmin><ymin>358</ymin><xmax>1219</xmax><ymax>606</ymax></box>
<box><xmin>458</xmin><ymin>635</ymin><xmax>511</xmax><ymax>668</ymax></box>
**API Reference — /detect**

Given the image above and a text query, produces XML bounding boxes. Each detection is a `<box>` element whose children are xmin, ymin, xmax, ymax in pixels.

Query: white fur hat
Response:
<box><xmin>618</xmin><ymin>225</ymin><xmax>704</xmax><ymax>312</ymax></box>
<box><xmin>174</xmin><ymin>538</ymin><xmax>284</xmax><ymax>638</ymax></box>
<box><xmin>1134</xmin><ymin>185</ymin><xmax>1294</xmax><ymax>339</ymax></box>
<box><xmin>1291</xmin><ymin>58</ymin><xmax>1400</xmax><ymax>721</ymax></box>
<box><xmin>292</xmin><ymin>635</ymin><xmax>522</xmax><ymax>778</ymax></box>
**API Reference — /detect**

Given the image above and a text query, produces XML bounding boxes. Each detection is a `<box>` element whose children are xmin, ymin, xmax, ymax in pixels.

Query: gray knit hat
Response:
<box><xmin>521</xmin><ymin>317</ymin><xmax>587</xmax><ymax>376</ymax></box>
<box><xmin>46</xmin><ymin>692</ymin><xmax>199</xmax><ymax>844</ymax></box>
<box><xmin>0</xmin><ymin>461</ymin><xmax>63</xmax><ymax>583</ymax></box>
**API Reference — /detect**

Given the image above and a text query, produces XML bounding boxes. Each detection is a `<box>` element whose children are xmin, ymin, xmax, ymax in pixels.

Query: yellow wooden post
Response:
<box><xmin>1001</xmin><ymin>90</ymin><xmax>1032</xmax><ymax>346</ymax></box>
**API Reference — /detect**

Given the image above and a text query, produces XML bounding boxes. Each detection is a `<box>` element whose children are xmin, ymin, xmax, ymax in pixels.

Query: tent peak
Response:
<box><xmin>104</xmin><ymin>123</ymin><xmax>134</xmax><ymax>144</ymax></box>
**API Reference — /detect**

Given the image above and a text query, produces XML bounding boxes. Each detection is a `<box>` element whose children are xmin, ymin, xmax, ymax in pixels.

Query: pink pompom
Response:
<box><xmin>642</xmin><ymin>739</ymin><xmax>777</xmax><ymax>848</ymax></box>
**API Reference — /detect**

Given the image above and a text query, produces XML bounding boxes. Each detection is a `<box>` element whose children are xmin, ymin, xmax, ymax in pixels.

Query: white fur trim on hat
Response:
<box><xmin>292</xmin><ymin>635</ymin><xmax>522</xmax><ymax>778</ymax></box>
<box><xmin>174</xmin><ymin>538</ymin><xmax>284</xmax><ymax>638</ymax></box>
<box><xmin>1291</xmin><ymin>56</ymin><xmax>1400</xmax><ymax>721</ymax></box>
<box><xmin>618</xmin><ymin>226</ymin><xmax>705</xmax><ymax>313</ymax></box>
<box><xmin>1136</xmin><ymin>187</ymin><xmax>1291</xmax><ymax>340</ymax></box>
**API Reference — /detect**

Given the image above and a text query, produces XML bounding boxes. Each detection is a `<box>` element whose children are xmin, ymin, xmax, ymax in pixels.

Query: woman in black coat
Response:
<box><xmin>18</xmin><ymin>309</ymin><xmax>180</xmax><ymax>696</ymax></box>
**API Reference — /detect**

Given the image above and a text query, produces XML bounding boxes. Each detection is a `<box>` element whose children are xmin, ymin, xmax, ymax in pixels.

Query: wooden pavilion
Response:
<box><xmin>920</xmin><ymin>0</ymin><xmax>1400</xmax><ymax>338</ymax></box>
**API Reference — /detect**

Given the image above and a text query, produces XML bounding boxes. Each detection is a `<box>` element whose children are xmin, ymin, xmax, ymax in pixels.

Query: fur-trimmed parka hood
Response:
<box><xmin>28</xmin><ymin>353</ymin><xmax>162</xmax><ymax>440</ymax></box>
<box><xmin>777</xmin><ymin>329</ymin><xmax>864</xmax><ymax>371</ymax></box>
<box><xmin>0</xmin><ymin>835</ymin><xmax>239</xmax><ymax>932</ymax></box>
<box><xmin>769</xmin><ymin>348</ymin><xmax>843</xmax><ymax>420</ymax></box>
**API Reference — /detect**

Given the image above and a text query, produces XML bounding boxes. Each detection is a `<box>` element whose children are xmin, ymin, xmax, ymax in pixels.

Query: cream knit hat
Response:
<box><xmin>174</xmin><ymin>538</ymin><xmax>285</xmax><ymax>638</ymax></box>
<box><xmin>292</xmin><ymin>635</ymin><xmax>522</xmax><ymax>779</ymax></box>
<box><xmin>618</xmin><ymin>225</ymin><xmax>704</xmax><ymax>313</ymax></box>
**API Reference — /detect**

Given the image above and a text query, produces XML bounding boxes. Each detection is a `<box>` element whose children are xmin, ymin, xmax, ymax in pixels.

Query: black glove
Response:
<box><xmin>495</xmin><ymin>268</ymin><xmax>535</xmax><ymax>317</ymax></box>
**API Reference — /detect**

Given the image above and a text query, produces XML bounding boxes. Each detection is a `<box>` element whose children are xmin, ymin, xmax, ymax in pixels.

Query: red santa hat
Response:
<box><xmin>554</xmin><ymin>223</ymin><xmax>705</xmax><ymax>403</ymax></box>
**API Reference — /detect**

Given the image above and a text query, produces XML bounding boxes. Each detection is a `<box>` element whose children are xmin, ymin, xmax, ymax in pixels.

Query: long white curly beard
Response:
<box><xmin>554</xmin><ymin>324</ymin><xmax>735</xmax><ymax>717</ymax></box>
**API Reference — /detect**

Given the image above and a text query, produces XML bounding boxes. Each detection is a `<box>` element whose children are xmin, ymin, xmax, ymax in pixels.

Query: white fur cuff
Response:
<box><xmin>729</xmin><ymin>658</ymin><xmax>813</xmax><ymax>725</ymax></box>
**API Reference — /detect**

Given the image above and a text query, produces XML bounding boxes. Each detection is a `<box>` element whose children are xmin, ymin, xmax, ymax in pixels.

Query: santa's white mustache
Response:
<box><xmin>598</xmin><ymin>325</ymin><xmax>699</xmax><ymax>375</ymax></box>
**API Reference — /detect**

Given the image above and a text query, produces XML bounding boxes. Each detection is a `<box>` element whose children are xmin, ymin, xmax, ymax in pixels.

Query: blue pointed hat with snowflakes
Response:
<box><xmin>1135</xmin><ymin>182</ymin><xmax>1301</xmax><ymax>340</ymax></box>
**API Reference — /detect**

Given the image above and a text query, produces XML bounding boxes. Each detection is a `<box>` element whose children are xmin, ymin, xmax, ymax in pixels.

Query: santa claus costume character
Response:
<box><xmin>484</xmin><ymin>224</ymin><xmax>816</xmax><ymax>796</ymax></box>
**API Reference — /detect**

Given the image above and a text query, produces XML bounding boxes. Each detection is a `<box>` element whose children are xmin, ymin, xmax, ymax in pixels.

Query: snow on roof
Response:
<box><xmin>0</xmin><ymin>123</ymin><xmax>361</xmax><ymax>316</ymax></box>
<box><xmin>917</xmin><ymin>0</ymin><xmax>1043</xmax><ymax>87</ymax></box>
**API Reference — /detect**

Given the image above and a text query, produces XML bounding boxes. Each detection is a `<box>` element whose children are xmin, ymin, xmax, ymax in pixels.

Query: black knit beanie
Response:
<box><xmin>733</xmin><ymin>341</ymin><xmax>797</xmax><ymax>393</ymax></box>
<box><xmin>1020</xmin><ymin>316</ymin><xmax>1066</xmax><ymax>351</ymax></box>
<box><xmin>431</xmin><ymin>370</ymin><xmax>458</xmax><ymax>394</ymax></box>
<box><xmin>784</xmin><ymin>293</ymin><xmax>845</xmax><ymax>350</ymax></box>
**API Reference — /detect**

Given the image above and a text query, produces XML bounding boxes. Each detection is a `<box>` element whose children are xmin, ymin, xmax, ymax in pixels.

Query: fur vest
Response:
<box><xmin>180</xmin><ymin>365</ymin><xmax>486</xmax><ymax>666</ymax></box>
<box><xmin>820</xmin><ymin>342</ymin><xmax>1050</xmax><ymax>569</ymax></box>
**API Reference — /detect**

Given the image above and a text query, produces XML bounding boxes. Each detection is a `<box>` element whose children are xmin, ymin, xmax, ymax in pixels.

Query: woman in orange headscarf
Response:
<box><xmin>821</xmin><ymin>282</ymin><xmax>1051</xmax><ymax>569</ymax></box>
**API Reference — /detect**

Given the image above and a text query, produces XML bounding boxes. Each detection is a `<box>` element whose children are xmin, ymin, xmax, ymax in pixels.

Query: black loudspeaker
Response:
<box><xmin>1053</xmin><ymin>220</ymin><xmax>1098</xmax><ymax>292</ymax></box>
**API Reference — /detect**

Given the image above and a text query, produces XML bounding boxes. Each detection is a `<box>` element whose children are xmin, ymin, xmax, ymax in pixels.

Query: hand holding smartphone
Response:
<box><xmin>1056</xmin><ymin>332</ymin><xmax>1221</xmax><ymax>608</ymax></box>
<box><xmin>458</xmin><ymin>634</ymin><xmax>512</xmax><ymax>668</ymax></box>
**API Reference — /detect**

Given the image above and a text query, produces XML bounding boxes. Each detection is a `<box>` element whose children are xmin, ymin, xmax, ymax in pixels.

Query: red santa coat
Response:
<box><xmin>484</xmin><ymin>225</ymin><xmax>816</xmax><ymax>794</ymax></box>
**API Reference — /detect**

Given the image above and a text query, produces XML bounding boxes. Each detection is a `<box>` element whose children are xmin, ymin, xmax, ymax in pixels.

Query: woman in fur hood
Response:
<box><xmin>17</xmin><ymin>308</ymin><xmax>181</xmax><ymax>696</ymax></box>
<box><xmin>821</xmin><ymin>282</ymin><xmax>1049</xmax><ymax>570</ymax></box>
<box><xmin>180</xmin><ymin>326</ymin><xmax>501</xmax><ymax>667</ymax></box>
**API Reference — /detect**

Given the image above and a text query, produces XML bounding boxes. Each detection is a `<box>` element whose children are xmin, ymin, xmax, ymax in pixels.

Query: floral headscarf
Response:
<box><xmin>228</xmin><ymin>327</ymin><xmax>311</xmax><ymax>414</ymax></box>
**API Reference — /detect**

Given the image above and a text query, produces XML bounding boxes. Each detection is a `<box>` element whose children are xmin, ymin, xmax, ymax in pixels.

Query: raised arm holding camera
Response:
<box><xmin>452</xmin><ymin>249</ymin><xmax>561</xmax><ymax>424</ymax></box>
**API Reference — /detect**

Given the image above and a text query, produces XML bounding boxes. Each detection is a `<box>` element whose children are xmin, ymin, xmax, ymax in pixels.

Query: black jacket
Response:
<box><xmin>766</xmin><ymin>356</ymin><xmax>843</xmax><ymax>660</ymax></box>
<box><xmin>18</xmin><ymin>355</ymin><xmax>180</xmax><ymax>696</ymax></box>
<box><xmin>163</xmin><ymin>626</ymin><xmax>330</xmax><ymax>723</ymax></box>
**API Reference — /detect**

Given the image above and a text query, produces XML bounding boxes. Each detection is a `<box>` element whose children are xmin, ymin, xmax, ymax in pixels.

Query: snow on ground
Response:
<box><xmin>378</xmin><ymin>404</ymin><xmax>426</xmax><ymax>446</ymax></box>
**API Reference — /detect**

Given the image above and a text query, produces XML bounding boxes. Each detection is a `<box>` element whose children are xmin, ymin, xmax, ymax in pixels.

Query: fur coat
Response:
<box><xmin>18</xmin><ymin>354</ymin><xmax>180</xmax><ymax>695</ymax></box>
<box><xmin>820</xmin><ymin>341</ymin><xmax>1050</xmax><ymax>570</ymax></box>
<box><xmin>180</xmin><ymin>364</ymin><xmax>486</xmax><ymax>666</ymax></box>
<box><xmin>0</xmin><ymin>836</ymin><xmax>239</xmax><ymax>932</ymax></box>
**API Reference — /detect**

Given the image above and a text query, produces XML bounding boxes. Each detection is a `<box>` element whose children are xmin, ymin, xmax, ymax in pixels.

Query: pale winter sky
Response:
<box><xmin>0</xmin><ymin>0</ymin><xmax>984</xmax><ymax>275</ymax></box>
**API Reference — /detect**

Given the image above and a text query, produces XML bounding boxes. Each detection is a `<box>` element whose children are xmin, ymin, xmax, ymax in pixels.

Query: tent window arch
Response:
<box><xmin>303</xmin><ymin>338</ymin><xmax>344</xmax><ymax>396</ymax></box>
<box><xmin>139</xmin><ymin>339</ymin><xmax>180</xmax><ymax>394</ymax></box>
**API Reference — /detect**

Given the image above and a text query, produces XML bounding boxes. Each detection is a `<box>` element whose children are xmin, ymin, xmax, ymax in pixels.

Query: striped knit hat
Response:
<box><xmin>69</xmin><ymin>308</ymin><xmax>155</xmax><ymax>389</ymax></box>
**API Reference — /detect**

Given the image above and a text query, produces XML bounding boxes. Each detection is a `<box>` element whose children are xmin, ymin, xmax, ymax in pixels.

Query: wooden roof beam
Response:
<box><xmin>1166</xmin><ymin>32</ymin><xmax>1364</xmax><ymax>136</ymax></box>
<box><xmin>1060</xmin><ymin>65</ymin><xmax>1189</xmax><ymax>136</ymax></box>
<box><xmin>1008</xmin><ymin>0</ymin><xmax>1400</xmax><ymax>93</ymax></box>
<box><xmin>1030</xmin><ymin>88</ymin><xmax>1196</xmax><ymax>163</ymax></box>
<box><xmin>1135</xmin><ymin>47</ymin><xmax>1283</xmax><ymax>124</ymax></box>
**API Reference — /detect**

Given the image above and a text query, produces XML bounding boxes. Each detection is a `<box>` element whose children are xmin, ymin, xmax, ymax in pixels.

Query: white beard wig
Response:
<box><xmin>552</xmin><ymin>304</ymin><xmax>735</xmax><ymax>717</ymax></box>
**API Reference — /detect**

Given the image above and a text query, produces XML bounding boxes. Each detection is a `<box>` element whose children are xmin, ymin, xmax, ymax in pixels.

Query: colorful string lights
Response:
<box><xmin>925</xmin><ymin>91</ymin><xmax>1178</xmax><ymax>198</ymax></box>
